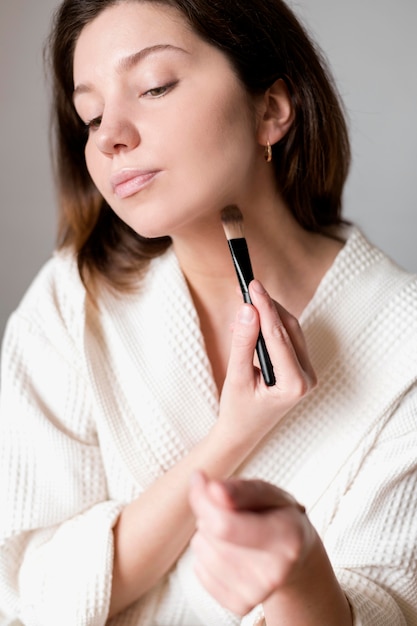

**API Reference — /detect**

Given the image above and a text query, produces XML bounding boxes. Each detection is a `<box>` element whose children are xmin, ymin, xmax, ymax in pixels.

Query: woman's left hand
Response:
<box><xmin>189</xmin><ymin>472</ymin><xmax>352</xmax><ymax>624</ymax></box>
<box><xmin>188</xmin><ymin>471</ymin><xmax>315</xmax><ymax>616</ymax></box>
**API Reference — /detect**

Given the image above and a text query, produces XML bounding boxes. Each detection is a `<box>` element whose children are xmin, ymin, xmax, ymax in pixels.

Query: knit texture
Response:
<box><xmin>0</xmin><ymin>227</ymin><xmax>416</xmax><ymax>625</ymax></box>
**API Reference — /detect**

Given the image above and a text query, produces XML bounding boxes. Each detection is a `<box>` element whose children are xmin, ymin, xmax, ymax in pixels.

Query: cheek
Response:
<box><xmin>173</xmin><ymin>88</ymin><xmax>256</xmax><ymax>172</ymax></box>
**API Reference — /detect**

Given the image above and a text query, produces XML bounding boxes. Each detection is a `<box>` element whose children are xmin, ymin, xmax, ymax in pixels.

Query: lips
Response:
<box><xmin>110</xmin><ymin>169</ymin><xmax>160</xmax><ymax>199</ymax></box>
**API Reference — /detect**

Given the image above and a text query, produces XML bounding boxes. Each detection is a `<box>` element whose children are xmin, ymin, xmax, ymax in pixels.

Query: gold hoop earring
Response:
<box><xmin>264</xmin><ymin>141</ymin><xmax>272</xmax><ymax>163</ymax></box>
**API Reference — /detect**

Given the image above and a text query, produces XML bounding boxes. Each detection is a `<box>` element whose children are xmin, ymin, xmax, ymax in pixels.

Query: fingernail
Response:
<box><xmin>251</xmin><ymin>280</ymin><xmax>266</xmax><ymax>295</ymax></box>
<box><xmin>237</xmin><ymin>304</ymin><xmax>255</xmax><ymax>324</ymax></box>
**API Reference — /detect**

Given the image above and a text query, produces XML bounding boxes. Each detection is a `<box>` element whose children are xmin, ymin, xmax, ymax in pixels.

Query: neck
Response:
<box><xmin>170</xmin><ymin>195</ymin><xmax>343</xmax><ymax>395</ymax></box>
<box><xmin>172</xmin><ymin>195</ymin><xmax>342</xmax><ymax>319</ymax></box>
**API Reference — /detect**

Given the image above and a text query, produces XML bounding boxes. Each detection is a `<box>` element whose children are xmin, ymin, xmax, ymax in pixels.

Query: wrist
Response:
<box><xmin>208</xmin><ymin>419</ymin><xmax>263</xmax><ymax>463</ymax></box>
<box><xmin>263</xmin><ymin>531</ymin><xmax>352</xmax><ymax>625</ymax></box>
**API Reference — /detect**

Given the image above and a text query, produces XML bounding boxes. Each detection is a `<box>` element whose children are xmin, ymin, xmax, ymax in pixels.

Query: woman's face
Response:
<box><xmin>73</xmin><ymin>2</ymin><xmax>263</xmax><ymax>239</ymax></box>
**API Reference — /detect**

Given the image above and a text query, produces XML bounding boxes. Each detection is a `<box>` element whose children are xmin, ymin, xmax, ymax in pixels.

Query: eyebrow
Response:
<box><xmin>73</xmin><ymin>44</ymin><xmax>188</xmax><ymax>98</ymax></box>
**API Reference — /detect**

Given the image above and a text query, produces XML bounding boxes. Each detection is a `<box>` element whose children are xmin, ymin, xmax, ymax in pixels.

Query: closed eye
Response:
<box><xmin>86</xmin><ymin>116</ymin><xmax>102</xmax><ymax>131</ymax></box>
<box><xmin>82</xmin><ymin>81</ymin><xmax>178</xmax><ymax>131</ymax></box>
<box><xmin>142</xmin><ymin>81</ymin><xmax>177</xmax><ymax>98</ymax></box>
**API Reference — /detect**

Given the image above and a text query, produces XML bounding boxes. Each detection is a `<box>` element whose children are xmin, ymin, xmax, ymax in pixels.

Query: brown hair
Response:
<box><xmin>46</xmin><ymin>0</ymin><xmax>350</xmax><ymax>292</ymax></box>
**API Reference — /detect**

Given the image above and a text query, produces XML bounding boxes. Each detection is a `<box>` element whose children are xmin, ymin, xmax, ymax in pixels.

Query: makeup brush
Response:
<box><xmin>220</xmin><ymin>205</ymin><xmax>276</xmax><ymax>386</ymax></box>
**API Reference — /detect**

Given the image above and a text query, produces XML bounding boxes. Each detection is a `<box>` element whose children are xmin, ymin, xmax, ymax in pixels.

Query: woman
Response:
<box><xmin>0</xmin><ymin>0</ymin><xmax>416</xmax><ymax>624</ymax></box>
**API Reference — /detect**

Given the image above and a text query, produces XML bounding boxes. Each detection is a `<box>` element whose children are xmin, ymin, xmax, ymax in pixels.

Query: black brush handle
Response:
<box><xmin>228</xmin><ymin>239</ymin><xmax>276</xmax><ymax>387</ymax></box>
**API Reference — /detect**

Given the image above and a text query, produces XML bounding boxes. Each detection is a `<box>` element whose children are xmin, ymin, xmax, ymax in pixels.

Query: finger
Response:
<box><xmin>192</xmin><ymin>478</ymin><xmax>306</xmax><ymax>551</ymax></box>
<box><xmin>189</xmin><ymin>473</ymin><xmax>245</xmax><ymax>537</ymax></box>
<box><xmin>189</xmin><ymin>471</ymin><xmax>213</xmax><ymax>521</ymax></box>
<box><xmin>196</xmin><ymin>501</ymin><xmax>308</xmax><ymax>555</ymax></box>
<box><xmin>273</xmin><ymin>305</ymin><xmax>317</xmax><ymax>385</ymax></box>
<box><xmin>225</xmin><ymin>303</ymin><xmax>261</xmax><ymax>386</ymax></box>
<box><xmin>191</xmin><ymin>474</ymin><xmax>305</xmax><ymax>517</ymax></box>
<box><xmin>192</xmin><ymin>532</ymin><xmax>266</xmax><ymax>615</ymax></box>
<box><xmin>189</xmin><ymin>473</ymin><xmax>264</xmax><ymax>542</ymax></box>
<box><xmin>193</xmin><ymin>554</ymin><xmax>255</xmax><ymax>616</ymax></box>
<box><xmin>202</xmin><ymin>478</ymin><xmax>307</xmax><ymax>554</ymax></box>
<box><xmin>248</xmin><ymin>281</ymin><xmax>316</xmax><ymax>391</ymax></box>
<box><xmin>194</xmin><ymin>560</ymin><xmax>249</xmax><ymax>616</ymax></box>
<box><xmin>189</xmin><ymin>471</ymin><xmax>236</xmax><ymax>529</ymax></box>
<box><xmin>212</xmin><ymin>478</ymin><xmax>305</xmax><ymax>513</ymax></box>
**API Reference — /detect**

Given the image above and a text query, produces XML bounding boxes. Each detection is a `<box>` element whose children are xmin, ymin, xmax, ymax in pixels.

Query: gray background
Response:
<box><xmin>1</xmin><ymin>0</ymin><xmax>416</xmax><ymax>340</ymax></box>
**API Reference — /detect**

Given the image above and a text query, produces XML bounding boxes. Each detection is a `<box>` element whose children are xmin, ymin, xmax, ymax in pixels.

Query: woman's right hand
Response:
<box><xmin>218</xmin><ymin>280</ymin><xmax>317</xmax><ymax>444</ymax></box>
<box><xmin>109</xmin><ymin>280</ymin><xmax>316</xmax><ymax>618</ymax></box>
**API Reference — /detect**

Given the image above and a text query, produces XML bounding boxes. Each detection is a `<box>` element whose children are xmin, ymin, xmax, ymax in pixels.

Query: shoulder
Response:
<box><xmin>2</xmin><ymin>249</ymin><xmax>87</xmax><ymax>363</ymax></box>
<box><xmin>313</xmin><ymin>225</ymin><xmax>417</xmax><ymax>320</ymax></box>
<box><xmin>303</xmin><ymin>226</ymin><xmax>417</xmax><ymax>390</ymax></box>
<box><xmin>18</xmin><ymin>248</ymin><xmax>86</xmax><ymax>323</ymax></box>
<box><xmin>344</xmin><ymin>224</ymin><xmax>415</xmax><ymax>280</ymax></box>
<box><xmin>348</xmin><ymin>226</ymin><xmax>417</xmax><ymax>317</ymax></box>
<box><xmin>4</xmin><ymin>246</ymin><xmax>181</xmax><ymax>349</ymax></box>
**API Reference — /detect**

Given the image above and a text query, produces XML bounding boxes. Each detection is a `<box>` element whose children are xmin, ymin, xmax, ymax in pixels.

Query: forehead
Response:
<box><xmin>74</xmin><ymin>2</ymin><xmax>194</xmax><ymax>70</ymax></box>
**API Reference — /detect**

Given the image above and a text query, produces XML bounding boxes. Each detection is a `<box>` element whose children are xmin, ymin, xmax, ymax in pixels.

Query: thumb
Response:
<box><xmin>226</xmin><ymin>304</ymin><xmax>260</xmax><ymax>385</ymax></box>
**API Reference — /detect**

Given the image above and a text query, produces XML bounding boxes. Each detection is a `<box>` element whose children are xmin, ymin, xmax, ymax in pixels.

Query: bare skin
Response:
<box><xmin>73</xmin><ymin>3</ymin><xmax>349</xmax><ymax>622</ymax></box>
<box><xmin>189</xmin><ymin>473</ymin><xmax>352</xmax><ymax>625</ymax></box>
<box><xmin>178</xmin><ymin>205</ymin><xmax>342</xmax><ymax>394</ymax></box>
<box><xmin>109</xmin><ymin>281</ymin><xmax>318</xmax><ymax>616</ymax></box>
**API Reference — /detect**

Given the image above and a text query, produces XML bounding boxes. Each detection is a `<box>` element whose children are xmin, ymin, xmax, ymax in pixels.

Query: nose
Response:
<box><xmin>94</xmin><ymin>109</ymin><xmax>140</xmax><ymax>155</ymax></box>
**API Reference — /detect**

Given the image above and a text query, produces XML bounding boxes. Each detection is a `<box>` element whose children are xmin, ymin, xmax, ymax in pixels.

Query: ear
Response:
<box><xmin>256</xmin><ymin>78</ymin><xmax>294</xmax><ymax>147</ymax></box>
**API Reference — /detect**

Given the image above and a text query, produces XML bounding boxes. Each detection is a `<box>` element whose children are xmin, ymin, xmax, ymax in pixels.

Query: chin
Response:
<box><xmin>126</xmin><ymin>220</ymin><xmax>170</xmax><ymax>240</ymax></box>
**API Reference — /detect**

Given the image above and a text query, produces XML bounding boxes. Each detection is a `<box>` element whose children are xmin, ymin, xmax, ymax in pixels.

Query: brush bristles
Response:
<box><xmin>220</xmin><ymin>205</ymin><xmax>244</xmax><ymax>240</ymax></box>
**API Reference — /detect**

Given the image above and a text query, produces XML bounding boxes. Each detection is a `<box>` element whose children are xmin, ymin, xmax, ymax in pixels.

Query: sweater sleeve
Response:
<box><xmin>324</xmin><ymin>385</ymin><xmax>417</xmax><ymax>625</ymax></box>
<box><xmin>0</xmin><ymin>311</ymin><xmax>123</xmax><ymax>626</ymax></box>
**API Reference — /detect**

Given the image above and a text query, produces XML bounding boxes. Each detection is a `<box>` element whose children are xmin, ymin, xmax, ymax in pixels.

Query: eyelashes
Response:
<box><xmin>85</xmin><ymin>116</ymin><xmax>102</xmax><ymax>131</ymax></box>
<box><xmin>142</xmin><ymin>81</ymin><xmax>178</xmax><ymax>98</ymax></box>
<box><xmin>82</xmin><ymin>81</ymin><xmax>178</xmax><ymax>132</ymax></box>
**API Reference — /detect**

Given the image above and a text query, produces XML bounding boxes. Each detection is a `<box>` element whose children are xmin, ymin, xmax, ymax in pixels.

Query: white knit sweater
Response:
<box><xmin>1</xmin><ymin>227</ymin><xmax>417</xmax><ymax>626</ymax></box>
